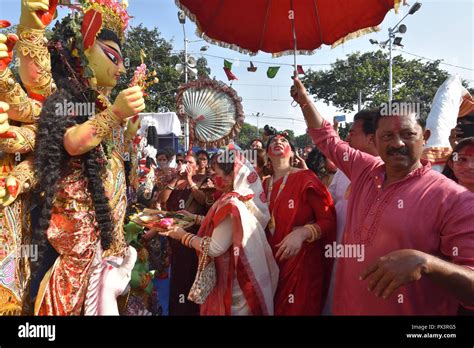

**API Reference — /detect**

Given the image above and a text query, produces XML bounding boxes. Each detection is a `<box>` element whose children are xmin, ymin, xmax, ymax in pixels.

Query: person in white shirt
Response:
<box><xmin>323</xmin><ymin>109</ymin><xmax>379</xmax><ymax>314</ymax></box>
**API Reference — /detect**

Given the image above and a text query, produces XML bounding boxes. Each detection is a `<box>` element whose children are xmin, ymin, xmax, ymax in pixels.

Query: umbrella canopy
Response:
<box><xmin>176</xmin><ymin>0</ymin><xmax>403</xmax><ymax>57</ymax></box>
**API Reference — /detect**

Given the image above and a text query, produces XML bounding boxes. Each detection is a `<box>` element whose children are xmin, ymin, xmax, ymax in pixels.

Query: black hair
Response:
<box><xmin>265</xmin><ymin>133</ymin><xmax>296</xmax><ymax>153</ymax></box>
<box><xmin>196</xmin><ymin>149</ymin><xmax>210</xmax><ymax>160</ymax></box>
<box><xmin>34</xmin><ymin>16</ymin><xmax>121</xmax><ymax>271</ymax></box>
<box><xmin>156</xmin><ymin>150</ymin><xmax>170</xmax><ymax>161</ymax></box>
<box><xmin>250</xmin><ymin>138</ymin><xmax>263</xmax><ymax>147</ymax></box>
<box><xmin>163</xmin><ymin>147</ymin><xmax>175</xmax><ymax>158</ymax></box>
<box><xmin>353</xmin><ymin>109</ymin><xmax>378</xmax><ymax>135</ymax></box>
<box><xmin>442</xmin><ymin>137</ymin><xmax>474</xmax><ymax>183</ymax></box>
<box><xmin>306</xmin><ymin>147</ymin><xmax>330</xmax><ymax>179</ymax></box>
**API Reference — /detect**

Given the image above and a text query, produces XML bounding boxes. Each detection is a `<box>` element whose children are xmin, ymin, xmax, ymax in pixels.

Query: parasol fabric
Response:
<box><xmin>176</xmin><ymin>0</ymin><xmax>403</xmax><ymax>57</ymax></box>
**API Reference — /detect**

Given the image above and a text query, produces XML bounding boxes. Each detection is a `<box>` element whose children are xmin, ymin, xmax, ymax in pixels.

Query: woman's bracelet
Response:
<box><xmin>187</xmin><ymin>235</ymin><xmax>198</xmax><ymax>248</ymax></box>
<box><xmin>88</xmin><ymin>108</ymin><xmax>122</xmax><ymax>138</ymax></box>
<box><xmin>181</xmin><ymin>232</ymin><xmax>194</xmax><ymax>247</ymax></box>
<box><xmin>193</xmin><ymin>214</ymin><xmax>204</xmax><ymax>225</ymax></box>
<box><xmin>305</xmin><ymin>224</ymin><xmax>321</xmax><ymax>243</ymax></box>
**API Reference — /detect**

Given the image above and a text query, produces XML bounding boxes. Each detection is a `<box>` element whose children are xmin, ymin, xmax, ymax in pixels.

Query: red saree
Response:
<box><xmin>264</xmin><ymin>169</ymin><xmax>336</xmax><ymax>315</ymax></box>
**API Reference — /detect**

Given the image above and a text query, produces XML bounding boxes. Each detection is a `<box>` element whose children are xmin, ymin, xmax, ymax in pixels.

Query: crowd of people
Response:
<box><xmin>135</xmin><ymin>77</ymin><xmax>474</xmax><ymax>315</ymax></box>
<box><xmin>0</xmin><ymin>0</ymin><xmax>472</xmax><ymax>317</ymax></box>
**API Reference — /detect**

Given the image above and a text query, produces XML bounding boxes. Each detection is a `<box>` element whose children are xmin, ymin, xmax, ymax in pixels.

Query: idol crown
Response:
<box><xmin>82</xmin><ymin>0</ymin><xmax>130</xmax><ymax>40</ymax></box>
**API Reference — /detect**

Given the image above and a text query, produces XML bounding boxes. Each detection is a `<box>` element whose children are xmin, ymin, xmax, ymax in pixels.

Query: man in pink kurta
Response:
<box><xmin>308</xmin><ymin>120</ymin><xmax>474</xmax><ymax>315</ymax></box>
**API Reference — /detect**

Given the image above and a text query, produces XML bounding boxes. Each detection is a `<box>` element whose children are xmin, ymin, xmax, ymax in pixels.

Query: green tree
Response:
<box><xmin>302</xmin><ymin>50</ymin><xmax>474</xmax><ymax>119</ymax></box>
<box><xmin>294</xmin><ymin>133</ymin><xmax>312</xmax><ymax>148</ymax></box>
<box><xmin>113</xmin><ymin>24</ymin><xmax>210</xmax><ymax>113</ymax></box>
<box><xmin>337</xmin><ymin>122</ymin><xmax>352</xmax><ymax>141</ymax></box>
<box><xmin>235</xmin><ymin>122</ymin><xmax>262</xmax><ymax>148</ymax></box>
<box><xmin>282</xmin><ymin>129</ymin><xmax>295</xmax><ymax>143</ymax></box>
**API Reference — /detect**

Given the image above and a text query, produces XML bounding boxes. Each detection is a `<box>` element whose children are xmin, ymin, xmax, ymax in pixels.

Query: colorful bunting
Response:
<box><xmin>223</xmin><ymin>59</ymin><xmax>238</xmax><ymax>80</ymax></box>
<box><xmin>267</xmin><ymin>66</ymin><xmax>280</xmax><ymax>78</ymax></box>
<box><xmin>224</xmin><ymin>59</ymin><xmax>233</xmax><ymax>69</ymax></box>
<box><xmin>220</xmin><ymin>59</ymin><xmax>306</xmax><ymax>80</ymax></box>
<box><xmin>247</xmin><ymin>61</ymin><xmax>257</xmax><ymax>72</ymax></box>
<box><xmin>297</xmin><ymin>65</ymin><xmax>305</xmax><ymax>75</ymax></box>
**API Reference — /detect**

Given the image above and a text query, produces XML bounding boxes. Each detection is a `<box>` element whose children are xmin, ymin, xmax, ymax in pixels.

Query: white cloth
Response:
<box><xmin>203</xmin><ymin>146</ymin><xmax>279</xmax><ymax>315</ymax></box>
<box><xmin>138</xmin><ymin>112</ymin><xmax>181</xmax><ymax>136</ymax></box>
<box><xmin>425</xmin><ymin>75</ymin><xmax>465</xmax><ymax>148</ymax></box>
<box><xmin>323</xmin><ymin>169</ymin><xmax>351</xmax><ymax>315</ymax></box>
<box><xmin>209</xmin><ymin>216</ymin><xmax>250</xmax><ymax>315</ymax></box>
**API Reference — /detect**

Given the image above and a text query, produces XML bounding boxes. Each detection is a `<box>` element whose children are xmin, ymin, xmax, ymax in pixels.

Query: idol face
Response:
<box><xmin>85</xmin><ymin>39</ymin><xmax>126</xmax><ymax>88</ymax></box>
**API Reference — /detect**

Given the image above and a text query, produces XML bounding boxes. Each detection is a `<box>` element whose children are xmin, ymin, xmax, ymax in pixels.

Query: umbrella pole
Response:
<box><xmin>290</xmin><ymin>0</ymin><xmax>297</xmax><ymax>74</ymax></box>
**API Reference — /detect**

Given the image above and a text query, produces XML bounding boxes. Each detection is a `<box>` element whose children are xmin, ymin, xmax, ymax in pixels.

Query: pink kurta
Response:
<box><xmin>309</xmin><ymin>120</ymin><xmax>474</xmax><ymax>315</ymax></box>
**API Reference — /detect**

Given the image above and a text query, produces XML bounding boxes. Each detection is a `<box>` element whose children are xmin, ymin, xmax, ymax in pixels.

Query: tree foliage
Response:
<box><xmin>302</xmin><ymin>50</ymin><xmax>473</xmax><ymax>119</ymax></box>
<box><xmin>113</xmin><ymin>24</ymin><xmax>211</xmax><ymax>112</ymax></box>
<box><xmin>235</xmin><ymin>122</ymin><xmax>262</xmax><ymax>148</ymax></box>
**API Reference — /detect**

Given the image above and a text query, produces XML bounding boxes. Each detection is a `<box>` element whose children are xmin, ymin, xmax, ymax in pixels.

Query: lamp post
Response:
<box><xmin>253</xmin><ymin>112</ymin><xmax>263</xmax><ymax>137</ymax></box>
<box><xmin>370</xmin><ymin>2</ymin><xmax>421</xmax><ymax>101</ymax></box>
<box><xmin>178</xmin><ymin>11</ymin><xmax>207</xmax><ymax>152</ymax></box>
<box><xmin>177</xmin><ymin>10</ymin><xmax>190</xmax><ymax>151</ymax></box>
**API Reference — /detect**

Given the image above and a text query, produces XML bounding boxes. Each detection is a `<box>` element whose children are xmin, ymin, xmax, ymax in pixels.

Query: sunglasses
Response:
<box><xmin>176</xmin><ymin>159</ymin><xmax>184</xmax><ymax>164</ymax></box>
<box><xmin>98</xmin><ymin>41</ymin><xmax>124</xmax><ymax>66</ymax></box>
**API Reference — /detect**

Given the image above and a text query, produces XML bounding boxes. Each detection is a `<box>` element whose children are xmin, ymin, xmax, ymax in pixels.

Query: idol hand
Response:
<box><xmin>20</xmin><ymin>0</ymin><xmax>59</xmax><ymax>30</ymax></box>
<box><xmin>111</xmin><ymin>86</ymin><xmax>145</xmax><ymax>120</ymax></box>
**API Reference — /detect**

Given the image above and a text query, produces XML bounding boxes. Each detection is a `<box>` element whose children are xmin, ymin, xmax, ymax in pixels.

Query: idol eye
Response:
<box><xmin>104</xmin><ymin>50</ymin><xmax>118</xmax><ymax>65</ymax></box>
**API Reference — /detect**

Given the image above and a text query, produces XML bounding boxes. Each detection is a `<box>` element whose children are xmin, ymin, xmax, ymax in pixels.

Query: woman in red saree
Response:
<box><xmin>264</xmin><ymin>133</ymin><xmax>336</xmax><ymax>315</ymax></box>
<box><xmin>157</xmin><ymin>146</ymin><xmax>279</xmax><ymax>315</ymax></box>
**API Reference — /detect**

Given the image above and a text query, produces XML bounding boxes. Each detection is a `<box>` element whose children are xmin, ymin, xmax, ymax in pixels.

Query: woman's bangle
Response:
<box><xmin>305</xmin><ymin>224</ymin><xmax>321</xmax><ymax>243</ymax></box>
<box><xmin>181</xmin><ymin>232</ymin><xmax>193</xmax><ymax>246</ymax></box>
<box><xmin>166</xmin><ymin>185</ymin><xmax>175</xmax><ymax>190</ymax></box>
<box><xmin>188</xmin><ymin>235</ymin><xmax>198</xmax><ymax>248</ymax></box>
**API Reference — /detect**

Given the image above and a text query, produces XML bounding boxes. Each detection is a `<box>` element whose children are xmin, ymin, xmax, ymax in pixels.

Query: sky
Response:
<box><xmin>1</xmin><ymin>0</ymin><xmax>473</xmax><ymax>135</ymax></box>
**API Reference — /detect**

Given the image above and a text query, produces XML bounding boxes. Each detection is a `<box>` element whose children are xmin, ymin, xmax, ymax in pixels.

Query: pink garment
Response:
<box><xmin>309</xmin><ymin>120</ymin><xmax>474</xmax><ymax>315</ymax></box>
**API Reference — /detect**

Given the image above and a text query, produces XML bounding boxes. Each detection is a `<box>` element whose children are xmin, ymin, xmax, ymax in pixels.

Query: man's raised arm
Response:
<box><xmin>291</xmin><ymin>75</ymin><xmax>377</xmax><ymax>180</ymax></box>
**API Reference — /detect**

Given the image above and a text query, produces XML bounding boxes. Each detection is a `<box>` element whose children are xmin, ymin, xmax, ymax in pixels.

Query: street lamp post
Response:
<box><xmin>388</xmin><ymin>27</ymin><xmax>393</xmax><ymax>102</ymax></box>
<box><xmin>370</xmin><ymin>2</ymin><xmax>421</xmax><ymax>102</ymax></box>
<box><xmin>178</xmin><ymin>10</ymin><xmax>190</xmax><ymax>151</ymax></box>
